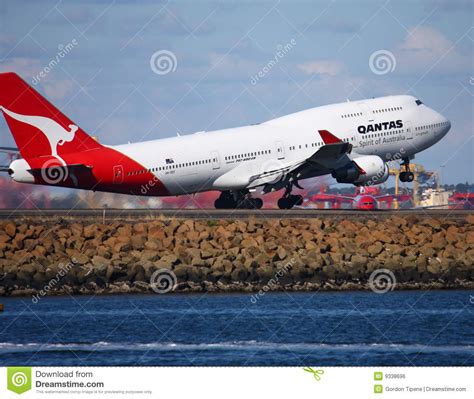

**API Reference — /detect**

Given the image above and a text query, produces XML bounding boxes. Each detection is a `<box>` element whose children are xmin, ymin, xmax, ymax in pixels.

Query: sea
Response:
<box><xmin>0</xmin><ymin>290</ymin><xmax>473</xmax><ymax>366</ymax></box>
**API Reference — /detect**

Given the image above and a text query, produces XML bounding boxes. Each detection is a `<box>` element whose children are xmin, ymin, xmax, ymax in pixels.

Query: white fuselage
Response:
<box><xmin>113</xmin><ymin>94</ymin><xmax>450</xmax><ymax>195</ymax></box>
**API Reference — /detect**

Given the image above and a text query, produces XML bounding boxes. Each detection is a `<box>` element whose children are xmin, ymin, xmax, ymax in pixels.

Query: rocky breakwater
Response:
<box><xmin>0</xmin><ymin>215</ymin><xmax>473</xmax><ymax>297</ymax></box>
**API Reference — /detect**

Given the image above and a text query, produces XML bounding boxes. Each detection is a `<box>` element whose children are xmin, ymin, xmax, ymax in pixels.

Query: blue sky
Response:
<box><xmin>0</xmin><ymin>0</ymin><xmax>472</xmax><ymax>186</ymax></box>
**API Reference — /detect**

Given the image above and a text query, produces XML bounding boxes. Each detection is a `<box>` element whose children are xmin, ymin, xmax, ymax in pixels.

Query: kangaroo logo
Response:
<box><xmin>0</xmin><ymin>106</ymin><xmax>78</xmax><ymax>165</ymax></box>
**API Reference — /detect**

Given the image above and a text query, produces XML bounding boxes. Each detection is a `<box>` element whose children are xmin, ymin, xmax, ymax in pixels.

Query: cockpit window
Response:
<box><xmin>415</xmin><ymin>99</ymin><xmax>423</xmax><ymax>106</ymax></box>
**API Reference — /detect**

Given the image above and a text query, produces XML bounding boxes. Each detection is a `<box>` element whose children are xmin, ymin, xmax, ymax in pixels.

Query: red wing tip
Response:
<box><xmin>353</xmin><ymin>161</ymin><xmax>366</xmax><ymax>174</ymax></box>
<box><xmin>318</xmin><ymin>130</ymin><xmax>342</xmax><ymax>144</ymax></box>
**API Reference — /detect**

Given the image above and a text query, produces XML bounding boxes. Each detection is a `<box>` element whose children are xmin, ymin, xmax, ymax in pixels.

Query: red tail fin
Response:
<box><xmin>0</xmin><ymin>72</ymin><xmax>101</xmax><ymax>164</ymax></box>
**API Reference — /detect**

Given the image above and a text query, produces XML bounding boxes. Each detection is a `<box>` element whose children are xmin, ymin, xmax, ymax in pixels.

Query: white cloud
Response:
<box><xmin>395</xmin><ymin>26</ymin><xmax>470</xmax><ymax>74</ymax></box>
<box><xmin>297</xmin><ymin>60</ymin><xmax>346</xmax><ymax>76</ymax></box>
<box><xmin>0</xmin><ymin>57</ymin><xmax>42</xmax><ymax>78</ymax></box>
<box><xmin>208</xmin><ymin>53</ymin><xmax>260</xmax><ymax>79</ymax></box>
<box><xmin>43</xmin><ymin>79</ymin><xmax>75</xmax><ymax>100</ymax></box>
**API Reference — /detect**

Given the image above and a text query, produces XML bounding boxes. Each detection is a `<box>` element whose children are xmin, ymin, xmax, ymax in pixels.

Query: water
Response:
<box><xmin>0</xmin><ymin>291</ymin><xmax>473</xmax><ymax>366</ymax></box>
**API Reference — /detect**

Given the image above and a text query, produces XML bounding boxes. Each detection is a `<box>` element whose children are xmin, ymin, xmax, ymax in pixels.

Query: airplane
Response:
<box><xmin>308</xmin><ymin>187</ymin><xmax>411</xmax><ymax>210</ymax></box>
<box><xmin>0</xmin><ymin>72</ymin><xmax>451</xmax><ymax>209</ymax></box>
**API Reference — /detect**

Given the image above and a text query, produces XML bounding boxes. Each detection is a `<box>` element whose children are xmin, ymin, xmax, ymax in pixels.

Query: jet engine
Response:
<box><xmin>332</xmin><ymin>155</ymin><xmax>389</xmax><ymax>186</ymax></box>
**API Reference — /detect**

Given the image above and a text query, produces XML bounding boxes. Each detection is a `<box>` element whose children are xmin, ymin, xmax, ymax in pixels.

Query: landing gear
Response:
<box><xmin>399</xmin><ymin>158</ymin><xmax>414</xmax><ymax>183</ymax></box>
<box><xmin>214</xmin><ymin>191</ymin><xmax>263</xmax><ymax>209</ymax></box>
<box><xmin>277</xmin><ymin>182</ymin><xmax>303</xmax><ymax>209</ymax></box>
<box><xmin>214</xmin><ymin>191</ymin><xmax>234</xmax><ymax>209</ymax></box>
<box><xmin>399</xmin><ymin>171</ymin><xmax>414</xmax><ymax>182</ymax></box>
<box><xmin>277</xmin><ymin>194</ymin><xmax>303</xmax><ymax>209</ymax></box>
<box><xmin>246</xmin><ymin>197</ymin><xmax>263</xmax><ymax>209</ymax></box>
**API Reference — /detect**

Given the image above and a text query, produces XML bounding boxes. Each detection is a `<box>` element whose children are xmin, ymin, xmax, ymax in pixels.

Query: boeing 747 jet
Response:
<box><xmin>0</xmin><ymin>72</ymin><xmax>450</xmax><ymax>209</ymax></box>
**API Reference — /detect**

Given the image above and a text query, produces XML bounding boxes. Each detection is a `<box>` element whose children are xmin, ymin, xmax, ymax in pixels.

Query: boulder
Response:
<box><xmin>92</xmin><ymin>256</ymin><xmax>110</xmax><ymax>268</ymax></box>
<box><xmin>131</xmin><ymin>235</ymin><xmax>146</xmax><ymax>250</ymax></box>
<box><xmin>83</xmin><ymin>224</ymin><xmax>97</xmax><ymax>239</ymax></box>
<box><xmin>140</xmin><ymin>250</ymin><xmax>160</xmax><ymax>262</ymax></box>
<box><xmin>5</xmin><ymin>222</ymin><xmax>16</xmax><ymax>238</ymax></box>
<box><xmin>368</xmin><ymin>242</ymin><xmax>383</xmax><ymax>256</ymax></box>
<box><xmin>73</xmin><ymin>253</ymin><xmax>89</xmax><ymax>265</ymax></box>
<box><xmin>275</xmin><ymin>246</ymin><xmax>287</xmax><ymax>260</ymax></box>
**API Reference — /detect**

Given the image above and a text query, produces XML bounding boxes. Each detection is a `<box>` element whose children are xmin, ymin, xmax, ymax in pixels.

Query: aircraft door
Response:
<box><xmin>357</xmin><ymin>102</ymin><xmax>373</xmax><ymax>123</ymax></box>
<box><xmin>350</xmin><ymin>128</ymin><xmax>361</xmax><ymax>151</ymax></box>
<box><xmin>113</xmin><ymin>165</ymin><xmax>124</xmax><ymax>184</ymax></box>
<box><xmin>275</xmin><ymin>141</ymin><xmax>285</xmax><ymax>160</ymax></box>
<box><xmin>211</xmin><ymin>151</ymin><xmax>220</xmax><ymax>169</ymax></box>
<box><xmin>354</xmin><ymin>102</ymin><xmax>372</xmax><ymax>154</ymax></box>
<box><xmin>404</xmin><ymin>120</ymin><xmax>413</xmax><ymax>140</ymax></box>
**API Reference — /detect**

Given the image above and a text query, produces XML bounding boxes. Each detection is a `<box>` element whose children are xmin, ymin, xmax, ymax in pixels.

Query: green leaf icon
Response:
<box><xmin>7</xmin><ymin>367</ymin><xmax>32</xmax><ymax>394</ymax></box>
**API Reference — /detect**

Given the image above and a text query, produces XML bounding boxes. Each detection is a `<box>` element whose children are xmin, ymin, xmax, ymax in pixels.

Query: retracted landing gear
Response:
<box><xmin>214</xmin><ymin>190</ymin><xmax>263</xmax><ymax>209</ymax></box>
<box><xmin>399</xmin><ymin>158</ymin><xmax>414</xmax><ymax>183</ymax></box>
<box><xmin>277</xmin><ymin>183</ymin><xmax>303</xmax><ymax>209</ymax></box>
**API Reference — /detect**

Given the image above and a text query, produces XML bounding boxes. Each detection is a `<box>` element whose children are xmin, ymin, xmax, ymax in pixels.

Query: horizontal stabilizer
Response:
<box><xmin>28</xmin><ymin>163</ymin><xmax>94</xmax><ymax>187</ymax></box>
<box><xmin>28</xmin><ymin>163</ymin><xmax>92</xmax><ymax>175</ymax></box>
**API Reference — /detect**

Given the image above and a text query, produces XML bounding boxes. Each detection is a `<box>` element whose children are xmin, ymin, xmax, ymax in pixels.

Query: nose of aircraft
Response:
<box><xmin>445</xmin><ymin>116</ymin><xmax>451</xmax><ymax>130</ymax></box>
<box><xmin>431</xmin><ymin>107</ymin><xmax>451</xmax><ymax>138</ymax></box>
<box><xmin>441</xmin><ymin>113</ymin><xmax>451</xmax><ymax>136</ymax></box>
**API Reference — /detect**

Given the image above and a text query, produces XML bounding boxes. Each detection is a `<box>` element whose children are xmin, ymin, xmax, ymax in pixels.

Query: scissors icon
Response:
<box><xmin>303</xmin><ymin>367</ymin><xmax>324</xmax><ymax>381</ymax></box>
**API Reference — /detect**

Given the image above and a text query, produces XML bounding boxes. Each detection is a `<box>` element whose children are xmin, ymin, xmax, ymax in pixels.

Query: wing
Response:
<box><xmin>0</xmin><ymin>147</ymin><xmax>20</xmax><ymax>170</ymax></box>
<box><xmin>375</xmin><ymin>194</ymin><xmax>411</xmax><ymax>201</ymax></box>
<box><xmin>310</xmin><ymin>193</ymin><xmax>356</xmax><ymax>203</ymax></box>
<box><xmin>299</xmin><ymin>132</ymin><xmax>352</xmax><ymax>171</ymax></box>
<box><xmin>213</xmin><ymin>130</ymin><xmax>353</xmax><ymax>191</ymax></box>
<box><xmin>252</xmin><ymin>130</ymin><xmax>353</xmax><ymax>190</ymax></box>
<box><xmin>0</xmin><ymin>146</ymin><xmax>19</xmax><ymax>155</ymax></box>
<box><xmin>212</xmin><ymin>130</ymin><xmax>354</xmax><ymax>191</ymax></box>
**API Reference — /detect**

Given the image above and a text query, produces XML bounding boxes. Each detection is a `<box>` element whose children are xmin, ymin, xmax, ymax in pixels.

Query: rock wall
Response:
<box><xmin>0</xmin><ymin>215</ymin><xmax>473</xmax><ymax>297</ymax></box>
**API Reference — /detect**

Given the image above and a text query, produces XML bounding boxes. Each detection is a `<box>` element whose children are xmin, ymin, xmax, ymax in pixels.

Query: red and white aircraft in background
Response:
<box><xmin>0</xmin><ymin>73</ymin><xmax>450</xmax><ymax>209</ymax></box>
<box><xmin>308</xmin><ymin>186</ymin><xmax>411</xmax><ymax>210</ymax></box>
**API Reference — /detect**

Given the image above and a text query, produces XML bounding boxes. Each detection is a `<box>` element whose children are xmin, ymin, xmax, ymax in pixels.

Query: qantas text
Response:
<box><xmin>358</xmin><ymin>120</ymin><xmax>403</xmax><ymax>134</ymax></box>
